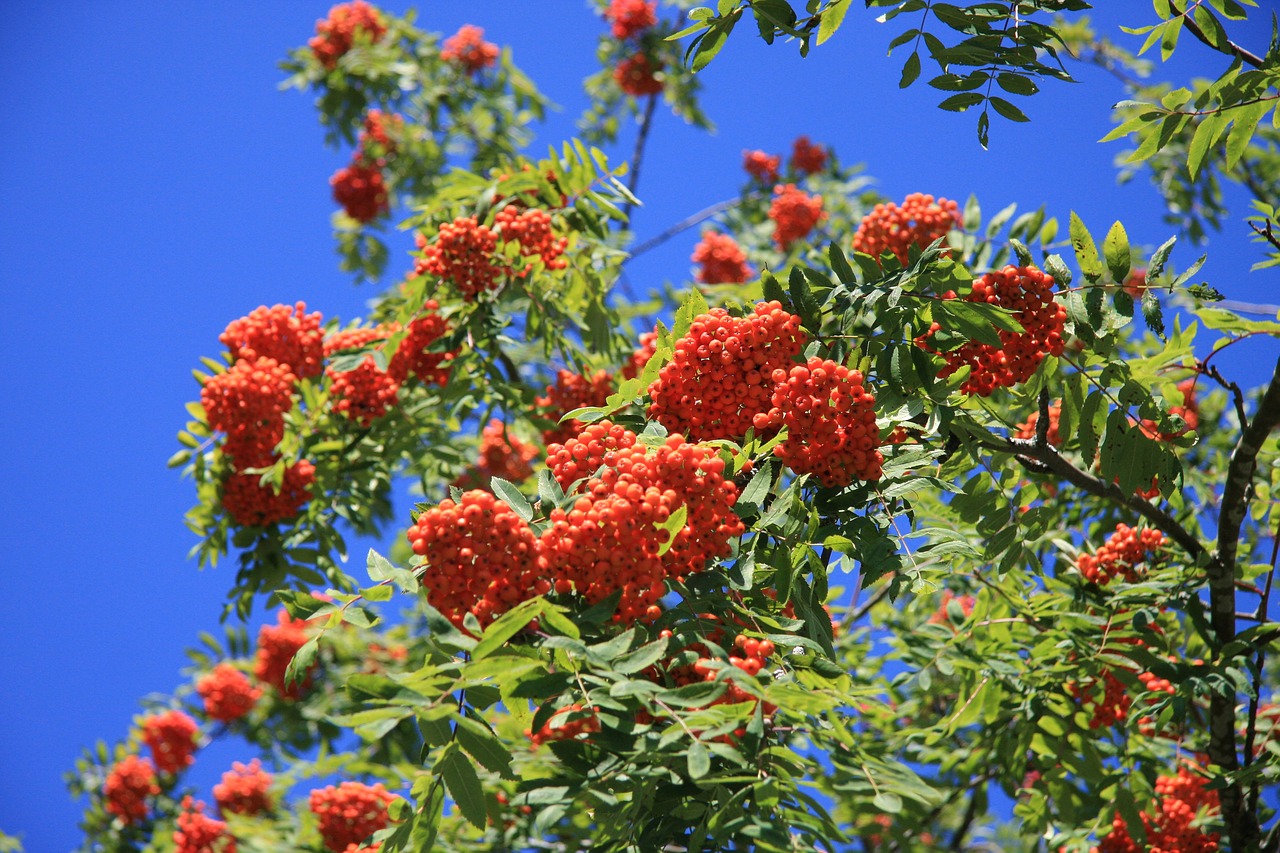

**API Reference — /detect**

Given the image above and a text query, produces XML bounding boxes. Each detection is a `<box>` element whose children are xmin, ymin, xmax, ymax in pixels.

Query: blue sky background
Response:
<box><xmin>1</xmin><ymin>4</ymin><xmax>1276</xmax><ymax>851</ymax></box>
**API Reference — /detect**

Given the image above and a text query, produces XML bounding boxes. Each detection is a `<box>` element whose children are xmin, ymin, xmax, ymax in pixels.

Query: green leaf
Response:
<box><xmin>614</xmin><ymin>636</ymin><xmax>671</xmax><ymax>673</ymax></box>
<box><xmin>438</xmin><ymin>744</ymin><xmax>487</xmax><ymax>829</ymax></box>
<box><xmin>899</xmin><ymin>52</ymin><xmax>921</xmax><ymax>88</ymax></box>
<box><xmin>491</xmin><ymin>477</ymin><xmax>533</xmax><ymax>520</ymax></box>
<box><xmin>762</xmin><ymin>269</ymin><xmax>790</xmax><ymax>308</ymax></box>
<box><xmin>1141</xmin><ymin>288</ymin><xmax>1166</xmax><ymax>340</ymax></box>
<box><xmin>367</xmin><ymin>548</ymin><xmax>419</xmax><ymax>594</ymax></box>
<box><xmin>996</xmin><ymin>72</ymin><xmax>1038</xmax><ymax>96</ymax></box>
<box><xmin>1103</xmin><ymin>221</ymin><xmax>1131</xmax><ymax>283</ymax></box>
<box><xmin>737</xmin><ymin>459</ymin><xmax>774</xmax><ymax>510</ymax></box>
<box><xmin>687</xmin><ymin>741</ymin><xmax>712</xmax><ymax>779</ymax></box>
<box><xmin>989</xmin><ymin>96</ymin><xmax>1030</xmax><ymax>122</ymax></box>
<box><xmin>828</xmin><ymin>242</ymin><xmax>856</xmax><ymax>283</ymax></box>
<box><xmin>473</xmin><ymin>597</ymin><xmax>546</xmax><ymax>659</ymax></box>
<box><xmin>817</xmin><ymin>0</ymin><xmax>850</xmax><ymax>45</ymax></box>
<box><xmin>655</xmin><ymin>503</ymin><xmax>688</xmax><ymax>557</ymax></box>
<box><xmin>938</xmin><ymin>92</ymin><xmax>985</xmax><ymax>112</ymax></box>
<box><xmin>1069</xmin><ymin>212</ymin><xmax>1105</xmax><ymax>283</ymax></box>
<box><xmin>285</xmin><ymin>637</ymin><xmax>318</xmax><ymax>689</ymax></box>
<box><xmin>1146</xmin><ymin>235</ymin><xmax>1177</xmax><ymax>280</ymax></box>
<box><xmin>455</xmin><ymin>716</ymin><xmax>515</xmax><ymax>779</ymax></box>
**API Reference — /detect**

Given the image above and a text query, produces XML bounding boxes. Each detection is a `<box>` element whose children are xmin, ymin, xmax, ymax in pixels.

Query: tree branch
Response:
<box><xmin>627</xmin><ymin>194</ymin><xmax>756</xmax><ymax>260</ymax></box>
<box><xmin>622</xmin><ymin>93</ymin><xmax>659</xmax><ymax>222</ymax></box>
<box><xmin>1171</xmin><ymin>1</ymin><xmax>1264</xmax><ymax>68</ymax></box>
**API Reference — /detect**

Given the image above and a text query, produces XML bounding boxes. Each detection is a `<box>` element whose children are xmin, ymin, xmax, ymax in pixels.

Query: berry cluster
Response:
<box><xmin>536</xmin><ymin>369</ymin><xmax>614</xmax><ymax>446</ymax></box>
<box><xmin>309</xmin><ymin>782</ymin><xmax>398</xmax><ymax>853</ymax></box>
<box><xmin>614</xmin><ymin>54</ymin><xmax>663</xmax><ymax>96</ymax></box>
<box><xmin>141</xmin><ymin>710</ymin><xmax>199</xmax><ymax>775</ymax></box>
<box><xmin>771</xmin><ymin>357</ymin><xmax>883</xmax><ymax>486</ymax></box>
<box><xmin>743</xmin><ymin>150</ymin><xmax>781</xmax><ymax>184</ymax></box>
<box><xmin>656</xmin><ymin>629</ymin><xmax>777</xmax><ymax>728</ymax></box>
<box><xmin>195</xmin><ymin>663</ymin><xmax>262</xmax><ymax>723</ymax></box>
<box><xmin>620</xmin><ymin>330</ymin><xmax>658</xmax><ymax>381</ymax></box>
<box><xmin>324</xmin><ymin>326</ymin><xmax>401</xmax><ymax>426</ymax></box>
<box><xmin>1077</xmin><ymin>524</ymin><xmax>1166</xmax><ymax>586</ymax></box>
<box><xmin>692</xmin><ymin>231</ymin><xmax>752</xmax><ymax>285</ymax></box>
<box><xmin>441</xmin><ymin>24</ymin><xmax>499</xmax><ymax>74</ymax></box>
<box><xmin>790</xmin><ymin>136</ymin><xmax>827</xmax><ymax>175</ymax></box>
<box><xmin>527</xmin><ymin>703</ymin><xmax>601</xmax><ymax>747</ymax></box>
<box><xmin>174</xmin><ymin>796</ymin><xmax>236</xmax><ymax>853</ymax></box>
<box><xmin>648</xmin><ymin>301</ymin><xmax>806</xmax><ymax>441</ymax></box>
<box><xmin>213</xmin><ymin>760</ymin><xmax>273</xmax><ymax>817</ymax></box>
<box><xmin>202</xmin><ymin>357</ymin><xmax>296</xmax><ymax>468</ymax></box>
<box><xmin>219</xmin><ymin>303</ymin><xmax>324</xmax><ymax>380</ymax></box>
<box><xmin>254</xmin><ymin>608</ymin><xmax>316</xmax><ymax>698</ymax></box>
<box><xmin>454</xmin><ymin>419</ymin><xmax>540</xmax><ymax>490</ymax></box>
<box><xmin>388</xmin><ymin>301</ymin><xmax>454</xmax><ymax>386</ymax></box>
<box><xmin>1013</xmin><ymin>400</ymin><xmax>1063</xmax><ymax>447</ymax></box>
<box><xmin>309</xmin><ymin>1</ymin><xmax>387</xmax><ymax>69</ymax></box>
<box><xmin>605</xmin><ymin>0</ymin><xmax>657</xmax><ymax>40</ymax></box>
<box><xmin>493</xmin><ymin>204</ymin><xmax>569</xmax><ymax>275</ymax></box>
<box><xmin>407</xmin><ymin>489</ymin><xmax>546</xmax><ymax>629</ymax></box>
<box><xmin>415</xmin><ymin>217</ymin><xmax>502</xmax><ymax>298</ymax></box>
<box><xmin>546</xmin><ymin>420</ymin><xmax>637</xmax><ymax>491</ymax></box>
<box><xmin>919</xmin><ymin>265</ymin><xmax>1066</xmax><ymax>396</ymax></box>
<box><xmin>538</xmin><ymin>428</ymin><xmax>745</xmax><ymax>623</ymax></box>
<box><xmin>1140</xmin><ymin>378</ymin><xmax>1200</xmax><ymax>441</ymax></box>
<box><xmin>1096</xmin><ymin>765</ymin><xmax>1220</xmax><ymax>853</ymax></box>
<box><xmin>331</xmin><ymin>161</ymin><xmax>389</xmax><ymax>223</ymax></box>
<box><xmin>769</xmin><ymin>184</ymin><xmax>825</xmax><ymax>250</ymax></box>
<box><xmin>927</xmin><ymin>590</ymin><xmax>976</xmax><ymax>625</ymax></box>
<box><xmin>361</xmin><ymin>110</ymin><xmax>401</xmax><ymax>154</ymax></box>
<box><xmin>222</xmin><ymin>460</ymin><xmax>316</xmax><ymax>528</ymax></box>
<box><xmin>853</xmin><ymin>193</ymin><xmax>960</xmax><ymax>266</ymax></box>
<box><xmin>103</xmin><ymin>755</ymin><xmax>158</xmax><ymax>824</ymax></box>
<box><xmin>1069</xmin><ymin>669</ymin><xmax>1132</xmax><ymax>730</ymax></box>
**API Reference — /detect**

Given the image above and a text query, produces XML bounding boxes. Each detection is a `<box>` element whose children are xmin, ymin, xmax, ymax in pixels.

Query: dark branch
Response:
<box><xmin>622</xmin><ymin>93</ymin><xmax>659</xmax><ymax>222</ymax></box>
<box><xmin>627</xmin><ymin>195</ymin><xmax>756</xmax><ymax>260</ymax></box>
<box><xmin>1172</xmin><ymin>1</ymin><xmax>1264</xmax><ymax>67</ymax></box>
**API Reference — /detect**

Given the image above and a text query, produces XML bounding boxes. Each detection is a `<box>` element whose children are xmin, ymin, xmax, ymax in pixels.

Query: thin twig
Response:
<box><xmin>622</xmin><ymin>93</ymin><xmax>659</xmax><ymax>222</ymax></box>
<box><xmin>627</xmin><ymin>195</ymin><xmax>756</xmax><ymax>260</ymax></box>
<box><xmin>1171</xmin><ymin>0</ymin><xmax>1264</xmax><ymax>68</ymax></box>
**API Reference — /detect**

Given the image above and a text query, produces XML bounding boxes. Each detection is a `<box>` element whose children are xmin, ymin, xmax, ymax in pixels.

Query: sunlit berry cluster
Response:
<box><xmin>853</xmin><ymin>193</ymin><xmax>960</xmax><ymax>265</ymax></box>
<box><xmin>605</xmin><ymin>0</ymin><xmax>657</xmax><ymax>40</ymax></box>
<box><xmin>743</xmin><ymin>150</ymin><xmax>781</xmax><ymax>184</ymax></box>
<box><xmin>195</xmin><ymin>663</ymin><xmax>262</xmax><ymax>723</ymax></box>
<box><xmin>441</xmin><ymin>24</ymin><xmax>499</xmax><ymax>74</ymax></box>
<box><xmin>415</xmin><ymin>216</ymin><xmax>502</xmax><ymax>298</ymax></box>
<box><xmin>920</xmin><ymin>265</ymin><xmax>1066</xmax><ymax>396</ymax></box>
<box><xmin>790</xmin><ymin>136</ymin><xmax>827</xmax><ymax>175</ymax></box>
<box><xmin>309</xmin><ymin>782</ymin><xmax>398</xmax><ymax>853</ymax></box>
<box><xmin>213</xmin><ymin>760</ymin><xmax>273</xmax><ymax>817</ymax></box>
<box><xmin>309</xmin><ymin>1</ymin><xmax>387</xmax><ymax>69</ymax></box>
<box><xmin>538</xmin><ymin>427</ymin><xmax>745</xmax><ymax>623</ymax></box>
<box><xmin>771</xmin><ymin>357</ymin><xmax>883</xmax><ymax>486</ymax></box>
<box><xmin>1140</xmin><ymin>378</ymin><xmax>1200</xmax><ymax>441</ymax></box>
<box><xmin>527</xmin><ymin>703</ymin><xmax>601</xmax><ymax>747</ymax></box>
<box><xmin>1069</xmin><ymin>669</ymin><xmax>1132</xmax><ymax>729</ymax></box>
<box><xmin>769</xmin><ymin>184</ymin><xmax>825</xmax><ymax>250</ymax></box>
<box><xmin>536</xmin><ymin>369</ymin><xmax>614</xmax><ymax>446</ymax></box>
<box><xmin>546</xmin><ymin>420</ymin><xmax>638</xmax><ymax>490</ymax></box>
<box><xmin>324</xmin><ymin>326</ymin><xmax>401</xmax><ymax>426</ymax></box>
<box><xmin>493</xmin><ymin>204</ymin><xmax>569</xmax><ymax>275</ymax></box>
<box><xmin>1077</xmin><ymin>524</ymin><xmax>1166</xmax><ymax>586</ymax></box>
<box><xmin>221</xmin><ymin>460</ymin><xmax>316</xmax><ymax>528</ymax></box>
<box><xmin>202</xmin><ymin>357</ymin><xmax>296</xmax><ymax>467</ymax></box>
<box><xmin>927</xmin><ymin>590</ymin><xmax>976</xmax><ymax>625</ymax></box>
<box><xmin>141</xmin><ymin>710</ymin><xmax>199</xmax><ymax>775</ymax></box>
<box><xmin>388</xmin><ymin>301</ymin><xmax>454</xmax><ymax>386</ymax></box>
<box><xmin>175</xmin><ymin>796</ymin><xmax>236</xmax><ymax>853</ymax></box>
<box><xmin>614</xmin><ymin>54</ymin><xmax>663</xmax><ymax>96</ymax></box>
<box><xmin>104</xmin><ymin>755</ymin><xmax>159</xmax><ymax>824</ymax></box>
<box><xmin>454</xmin><ymin>419</ymin><xmax>540</xmax><ymax>490</ymax></box>
<box><xmin>692</xmin><ymin>231</ymin><xmax>752</xmax><ymax>284</ymax></box>
<box><xmin>620</xmin><ymin>330</ymin><xmax>658</xmax><ymax>381</ymax></box>
<box><xmin>657</xmin><ymin>628</ymin><xmax>777</xmax><ymax>723</ymax></box>
<box><xmin>331</xmin><ymin>161</ymin><xmax>389</xmax><ymax>223</ymax></box>
<box><xmin>254</xmin><ymin>608</ymin><xmax>316</xmax><ymax>698</ymax></box>
<box><xmin>219</xmin><ymin>303</ymin><xmax>324</xmax><ymax>380</ymax></box>
<box><xmin>1013</xmin><ymin>400</ymin><xmax>1063</xmax><ymax>447</ymax></box>
<box><xmin>1095</xmin><ymin>765</ymin><xmax>1220</xmax><ymax>853</ymax></box>
<box><xmin>407</xmin><ymin>489</ymin><xmax>546</xmax><ymax>628</ymax></box>
<box><xmin>648</xmin><ymin>301</ymin><xmax>806</xmax><ymax>441</ymax></box>
<box><xmin>361</xmin><ymin>110</ymin><xmax>401</xmax><ymax>153</ymax></box>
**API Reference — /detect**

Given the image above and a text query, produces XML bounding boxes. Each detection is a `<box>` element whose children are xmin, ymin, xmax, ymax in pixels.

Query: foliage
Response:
<box><xmin>72</xmin><ymin>2</ymin><xmax>1280</xmax><ymax>852</ymax></box>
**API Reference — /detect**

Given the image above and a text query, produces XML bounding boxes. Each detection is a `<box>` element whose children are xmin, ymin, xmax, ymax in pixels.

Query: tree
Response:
<box><xmin>64</xmin><ymin>2</ymin><xmax>1280</xmax><ymax>850</ymax></box>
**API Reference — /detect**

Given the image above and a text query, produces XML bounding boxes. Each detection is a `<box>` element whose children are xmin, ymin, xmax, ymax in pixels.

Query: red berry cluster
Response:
<box><xmin>493</xmin><ymin>204</ymin><xmax>569</xmax><ymax>275</ymax></box>
<box><xmin>141</xmin><ymin>710</ymin><xmax>199</xmax><ymax>775</ymax></box>
<box><xmin>1069</xmin><ymin>669</ymin><xmax>1133</xmax><ymax>729</ymax></box>
<box><xmin>769</xmin><ymin>184</ymin><xmax>825</xmax><ymax>250</ymax></box>
<box><xmin>538</xmin><ymin>428</ymin><xmax>745</xmax><ymax>623</ymax></box>
<box><xmin>407</xmin><ymin>489</ymin><xmax>546</xmax><ymax>629</ymax></box>
<box><xmin>620</xmin><ymin>330</ymin><xmax>658</xmax><ymax>381</ymax></box>
<box><xmin>195</xmin><ymin>663</ymin><xmax>262</xmax><ymax>723</ymax></box>
<box><xmin>309</xmin><ymin>782</ymin><xmax>398</xmax><ymax>853</ymax></box>
<box><xmin>546</xmin><ymin>420</ymin><xmax>637</xmax><ymax>490</ymax></box>
<box><xmin>222</xmin><ymin>460</ymin><xmax>316</xmax><ymax>528</ymax></box>
<box><xmin>219</xmin><ymin>303</ymin><xmax>324</xmax><ymax>380</ymax></box>
<box><xmin>790</xmin><ymin>136</ymin><xmax>827</xmax><ymax>175</ymax></box>
<box><xmin>202</xmin><ymin>357</ymin><xmax>296</xmax><ymax>468</ymax></box>
<box><xmin>536</xmin><ymin>369</ymin><xmax>615</xmax><ymax>446</ymax></box>
<box><xmin>692</xmin><ymin>231</ymin><xmax>752</xmax><ymax>285</ymax></box>
<box><xmin>743</xmin><ymin>150</ymin><xmax>781</xmax><ymax>184</ymax></box>
<box><xmin>1013</xmin><ymin>400</ymin><xmax>1063</xmax><ymax>447</ymax></box>
<box><xmin>927</xmin><ymin>590</ymin><xmax>976</xmax><ymax>625</ymax></box>
<box><xmin>214</xmin><ymin>760</ymin><xmax>273</xmax><ymax>817</ymax></box>
<box><xmin>853</xmin><ymin>193</ymin><xmax>961</xmax><ymax>266</ymax></box>
<box><xmin>655</xmin><ymin>629</ymin><xmax>777</xmax><ymax>728</ymax></box>
<box><xmin>919</xmin><ymin>265</ymin><xmax>1066</xmax><ymax>396</ymax></box>
<box><xmin>605</xmin><ymin>0</ymin><xmax>657</xmax><ymax>40</ymax></box>
<box><xmin>331</xmin><ymin>161</ymin><xmax>389</xmax><ymax>223</ymax></box>
<box><xmin>1096</xmin><ymin>765</ymin><xmax>1220</xmax><ymax>853</ymax></box>
<box><xmin>614</xmin><ymin>54</ymin><xmax>663</xmax><ymax>96</ymax></box>
<box><xmin>1139</xmin><ymin>378</ymin><xmax>1200</xmax><ymax>441</ymax></box>
<box><xmin>771</xmin><ymin>357</ymin><xmax>883</xmax><ymax>486</ymax></box>
<box><xmin>1077</xmin><ymin>524</ymin><xmax>1166</xmax><ymax>586</ymax></box>
<box><xmin>388</xmin><ymin>301</ymin><xmax>455</xmax><ymax>386</ymax></box>
<box><xmin>324</xmin><ymin>326</ymin><xmax>401</xmax><ymax>426</ymax></box>
<box><xmin>309</xmin><ymin>1</ymin><xmax>387</xmax><ymax>69</ymax></box>
<box><xmin>454</xmin><ymin>419</ymin><xmax>540</xmax><ymax>490</ymax></box>
<box><xmin>361</xmin><ymin>110</ymin><xmax>401</xmax><ymax>154</ymax></box>
<box><xmin>441</xmin><ymin>24</ymin><xmax>499</xmax><ymax>74</ymax></box>
<box><xmin>175</xmin><ymin>796</ymin><xmax>236</xmax><ymax>853</ymax></box>
<box><xmin>527</xmin><ymin>703</ymin><xmax>601</xmax><ymax>747</ymax></box>
<box><xmin>648</xmin><ymin>301</ymin><xmax>806</xmax><ymax>441</ymax></box>
<box><xmin>104</xmin><ymin>755</ymin><xmax>159</xmax><ymax>824</ymax></box>
<box><xmin>254</xmin><ymin>608</ymin><xmax>316</xmax><ymax>698</ymax></box>
<box><xmin>415</xmin><ymin>217</ymin><xmax>502</xmax><ymax>298</ymax></box>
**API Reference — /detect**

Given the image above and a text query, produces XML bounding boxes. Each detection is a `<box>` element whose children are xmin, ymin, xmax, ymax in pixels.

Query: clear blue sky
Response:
<box><xmin>0</xmin><ymin>4</ymin><xmax>1273</xmax><ymax>851</ymax></box>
